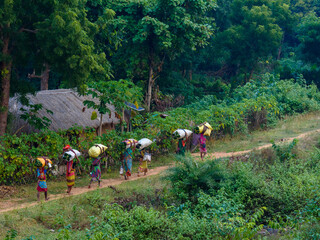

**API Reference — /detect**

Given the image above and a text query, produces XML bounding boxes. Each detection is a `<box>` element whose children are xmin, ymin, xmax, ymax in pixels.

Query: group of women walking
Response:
<box><xmin>36</xmin><ymin>123</ymin><xmax>211</xmax><ymax>201</ymax></box>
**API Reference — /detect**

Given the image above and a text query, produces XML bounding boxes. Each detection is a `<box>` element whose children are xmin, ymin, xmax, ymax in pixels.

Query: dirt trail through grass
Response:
<box><xmin>192</xmin><ymin>128</ymin><xmax>320</xmax><ymax>158</ymax></box>
<box><xmin>0</xmin><ymin>166</ymin><xmax>169</xmax><ymax>214</ymax></box>
<box><xmin>1</xmin><ymin>127</ymin><xmax>320</xmax><ymax>214</ymax></box>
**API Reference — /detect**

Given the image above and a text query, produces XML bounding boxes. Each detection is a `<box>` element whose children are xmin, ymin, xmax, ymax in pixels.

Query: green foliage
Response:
<box><xmin>104</xmin><ymin>0</ymin><xmax>215</xmax><ymax>109</ymax></box>
<box><xmin>2</xmin><ymin>73</ymin><xmax>320</xmax><ymax>184</ymax></box>
<box><xmin>166</xmin><ymin>156</ymin><xmax>226</xmax><ymax>202</ymax></box>
<box><xmin>297</xmin><ymin>12</ymin><xmax>320</xmax><ymax>64</ymax></box>
<box><xmin>166</xmin><ymin>140</ymin><xmax>320</xmax><ymax>222</ymax></box>
<box><xmin>84</xmin><ymin>79</ymin><xmax>143</xmax><ymax>114</ymax></box>
<box><xmin>4</xmin><ymin>229</ymin><xmax>18</xmax><ymax>240</ymax></box>
<box><xmin>17</xmin><ymin>95</ymin><xmax>53</xmax><ymax>131</ymax></box>
<box><xmin>208</xmin><ymin>0</ymin><xmax>287</xmax><ymax>81</ymax></box>
<box><xmin>272</xmin><ymin>138</ymin><xmax>298</xmax><ymax>162</ymax></box>
<box><xmin>230</xmin><ymin>73</ymin><xmax>320</xmax><ymax>115</ymax></box>
<box><xmin>84</xmin><ymin>194</ymin><xmax>266</xmax><ymax>240</ymax></box>
<box><xmin>159</xmin><ymin>72</ymin><xmax>231</xmax><ymax>104</ymax></box>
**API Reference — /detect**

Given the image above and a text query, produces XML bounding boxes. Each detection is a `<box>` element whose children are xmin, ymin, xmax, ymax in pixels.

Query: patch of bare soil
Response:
<box><xmin>0</xmin><ymin>186</ymin><xmax>17</xmax><ymax>199</ymax></box>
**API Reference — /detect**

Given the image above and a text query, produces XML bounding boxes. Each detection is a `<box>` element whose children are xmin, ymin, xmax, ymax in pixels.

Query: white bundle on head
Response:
<box><xmin>173</xmin><ymin>129</ymin><xmax>193</xmax><ymax>139</ymax></box>
<box><xmin>137</xmin><ymin>138</ymin><xmax>153</xmax><ymax>149</ymax></box>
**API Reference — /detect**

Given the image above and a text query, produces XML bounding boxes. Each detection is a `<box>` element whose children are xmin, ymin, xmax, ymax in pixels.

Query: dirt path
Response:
<box><xmin>192</xmin><ymin>128</ymin><xmax>320</xmax><ymax>159</ymax></box>
<box><xmin>1</xmin><ymin>128</ymin><xmax>320</xmax><ymax>214</ymax></box>
<box><xmin>0</xmin><ymin>165</ymin><xmax>169</xmax><ymax>214</ymax></box>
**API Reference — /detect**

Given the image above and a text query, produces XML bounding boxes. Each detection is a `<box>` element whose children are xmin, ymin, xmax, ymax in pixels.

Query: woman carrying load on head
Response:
<box><xmin>88</xmin><ymin>144</ymin><xmax>107</xmax><ymax>188</ymax></box>
<box><xmin>199</xmin><ymin>133</ymin><xmax>207</xmax><ymax>160</ymax></box>
<box><xmin>138</xmin><ymin>148</ymin><xmax>148</xmax><ymax>176</ymax></box>
<box><xmin>36</xmin><ymin>157</ymin><xmax>51</xmax><ymax>201</ymax></box>
<box><xmin>88</xmin><ymin>155</ymin><xmax>102</xmax><ymax>189</ymax></box>
<box><xmin>122</xmin><ymin>142</ymin><xmax>135</xmax><ymax>180</ymax></box>
<box><xmin>63</xmin><ymin>145</ymin><xmax>80</xmax><ymax>194</ymax></box>
<box><xmin>136</xmin><ymin>138</ymin><xmax>152</xmax><ymax>177</ymax></box>
<box><xmin>177</xmin><ymin>138</ymin><xmax>187</xmax><ymax>156</ymax></box>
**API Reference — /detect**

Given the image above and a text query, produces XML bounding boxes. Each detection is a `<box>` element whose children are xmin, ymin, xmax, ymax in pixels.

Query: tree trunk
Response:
<box><xmin>146</xmin><ymin>64</ymin><xmax>154</xmax><ymax>112</ymax></box>
<box><xmin>121</xmin><ymin>108</ymin><xmax>124</xmax><ymax>133</ymax></box>
<box><xmin>28</xmin><ymin>62</ymin><xmax>50</xmax><ymax>90</ymax></box>
<box><xmin>41</xmin><ymin>63</ymin><xmax>50</xmax><ymax>90</ymax></box>
<box><xmin>0</xmin><ymin>36</ymin><xmax>12</xmax><ymax>136</ymax></box>
<box><xmin>188</xmin><ymin>69</ymin><xmax>193</xmax><ymax>81</ymax></box>
<box><xmin>99</xmin><ymin>113</ymin><xmax>103</xmax><ymax>136</ymax></box>
<box><xmin>248</xmin><ymin>68</ymin><xmax>254</xmax><ymax>81</ymax></box>
<box><xmin>277</xmin><ymin>34</ymin><xmax>285</xmax><ymax>60</ymax></box>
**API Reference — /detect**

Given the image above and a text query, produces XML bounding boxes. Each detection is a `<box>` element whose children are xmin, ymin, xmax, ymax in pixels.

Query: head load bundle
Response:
<box><xmin>35</xmin><ymin>157</ymin><xmax>52</xmax><ymax>168</ymax></box>
<box><xmin>122</xmin><ymin>139</ymin><xmax>138</xmax><ymax>149</ymax></box>
<box><xmin>172</xmin><ymin>129</ymin><xmax>193</xmax><ymax>139</ymax></box>
<box><xmin>63</xmin><ymin>149</ymin><xmax>81</xmax><ymax>162</ymax></box>
<box><xmin>136</xmin><ymin>138</ymin><xmax>153</xmax><ymax>150</ymax></box>
<box><xmin>194</xmin><ymin>122</ymin><xmax>213</xmax><ymax>136</ymax></box>
<box><xmin>88</xmin><ymin>144</ymin><xmax>107</xmax><ymax>158</ymax></box>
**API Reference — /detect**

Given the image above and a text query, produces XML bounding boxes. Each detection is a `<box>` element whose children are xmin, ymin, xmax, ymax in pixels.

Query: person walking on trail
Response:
<box><xmin>138</xmin><ymin>148</ymin><xmax>150</xmax><ymax>177</ymax></box>
<box><xmin>88</xmin><ymin>155</ymin><xmax>102</xmax><ymax>188</ymax></box>
<box><xmin>176</xmin><ymin>138</ymin><xmax>187</xmax><ymax>156</ymax></box>
<box><xmin>63</xmin><ymin>145</ymin><xmax>80</xmax><ymax>194</ymax></box>
<box><xmin>199</xmin><ymin>133</ymin><xmax>207</xmax><ymax>160</ymax></box>
<box><xmin>36</xmin><ymin>159</ymin><xmax>49</xmax><ymax>201</ymax></box>
<box><xmin>122</xmin><ymin>146</ymin><xmax>134</xmax><ymax>180</ymax></box>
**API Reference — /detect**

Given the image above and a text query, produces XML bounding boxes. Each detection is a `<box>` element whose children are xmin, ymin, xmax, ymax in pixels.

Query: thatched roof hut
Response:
<box><xmin>9</xmin><ymin>89</ymin><xmax>120</xmax><ymax>134</ymax></box>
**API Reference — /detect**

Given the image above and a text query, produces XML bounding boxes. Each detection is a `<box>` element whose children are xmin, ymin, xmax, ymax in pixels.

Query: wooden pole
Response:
<box><xmin>99</xmin><ymin>113</ymin><xmax>103</xmax><ymax>136</ymax></box>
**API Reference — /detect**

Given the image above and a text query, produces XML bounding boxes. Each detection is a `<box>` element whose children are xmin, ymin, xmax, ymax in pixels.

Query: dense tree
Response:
<box><xmin>291</xmin><ymin>0</ymin><xmax>320</xmax><ymax>16</ymax></box>
<box><xmin>105</xmin><ymin>0</ymin><xmax>215</xmax><ymax>111</ymax></box>
<box><xmin>297</xmin><ymin>12</ymin><xmax>320</xmax><ymax>64</ymax></box>
<box><xmin>2</xmin><ymin>0</ymin><xmax>320</xmax><ymax>136</ymax></box>
<box><xmin>219</xmin><ymin>3</ymin><xmax>282</xmax><ymax>81</ymax></box>
<box><xmin>0</xmin><ymin>0</ymin><xmax>113</xmax><ymax>135</ymax></box>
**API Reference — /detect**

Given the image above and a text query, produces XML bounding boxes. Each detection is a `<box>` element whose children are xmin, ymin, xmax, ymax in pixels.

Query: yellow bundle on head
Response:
<box><xmin>203</xmin><ymin>128</ymin><xmax>212</xmax><ymax>136</ymax></box>
<box><xmin>88</xmin><ymin>144</ymin><xmax>108</xmax><ymax>158</ymax></box>
<box><xmin>204</xmin><ymin>122</ymin><xmax>213</xmax><ymax>130</ymax></box>
<box><xmin>194</xmin><ymin>122</ymin><xmax>213</xmax><ymax>136</ymax></box>
<box><xmin>36</xmin><ymin>157</ymin><xmax>52</xmax><ymax>168</ymax></box>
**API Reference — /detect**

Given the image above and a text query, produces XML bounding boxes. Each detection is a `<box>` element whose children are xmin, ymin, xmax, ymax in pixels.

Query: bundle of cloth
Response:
<box><xmin>88</xmin><ymin>144</ymin><xmax>107</xmax><ymax>158</ymax></box>
<box><xmin>122</xmin><ymin>139</ymin><xmax>138</xmax><ymax>149</ymax></box>
<box><xmin>63</xmin><ymin>149</ymin><xmax>81</xmax><ymax>161</ymax></box>
<box><xmin>136</xmin><ymin>138</ymin><xmax>153</xmax><ymax>151</ymax></box>
<box><xmin>35</xmin><ymin>157</ymin><xmax>52</xmax><ymax>168</ymax></box>
<box><xmin>172</xmin><ymin>129</ymin><xmax>193</xmax><ymax>139</ymax></box>
<box><xmin>194</xmin><ymin>122</ymin><xmax>213</xmax><ymax>136</ymax></box>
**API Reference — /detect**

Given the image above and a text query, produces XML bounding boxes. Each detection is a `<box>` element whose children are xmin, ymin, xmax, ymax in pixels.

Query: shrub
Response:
<box><xmin>165</xmin><ymin>155</ymin><xmax>226</xmax><ymax>203</ymax></box>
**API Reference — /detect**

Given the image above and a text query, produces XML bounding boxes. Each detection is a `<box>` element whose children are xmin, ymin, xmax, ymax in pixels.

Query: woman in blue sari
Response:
<box><xmin>123</xmin><ymin>147</ymin><xmax>133</xmax><ymax>180</ymax></box>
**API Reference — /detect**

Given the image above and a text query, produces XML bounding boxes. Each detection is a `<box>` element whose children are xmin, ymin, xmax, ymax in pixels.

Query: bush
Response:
<box><xmin>165</xmin><ymin>155</ymin><xmax>226</xmax><ymax>203</ymax></box>
<box><xmin>85</xmin><ymin>195</ymin><xmax>265</xmax><ymax>240</ymax></box>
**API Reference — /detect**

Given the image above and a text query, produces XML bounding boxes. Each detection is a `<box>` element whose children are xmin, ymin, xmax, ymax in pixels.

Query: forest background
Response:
<box><xmin>1</xmin><ymin>0</ymin><xmax>320</xmax><ymax>132</ymax></box>
<box><xmin>2</xmin><ymin>1</ymin><xmax>320</xmax><ymax>239</ymax></box>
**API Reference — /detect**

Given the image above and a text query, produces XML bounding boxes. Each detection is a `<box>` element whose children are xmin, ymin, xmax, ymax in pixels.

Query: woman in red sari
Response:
<box><xmin>63</xmin><ymin>145</ymin><xmax>79</xmax><ymax>194</ymax></box>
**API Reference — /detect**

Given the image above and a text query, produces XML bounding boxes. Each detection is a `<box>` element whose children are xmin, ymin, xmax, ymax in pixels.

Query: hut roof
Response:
<box><xmin>9</xmin><ymin>89</ymin><xmax>119</xmax><ymax>133</ymax></box>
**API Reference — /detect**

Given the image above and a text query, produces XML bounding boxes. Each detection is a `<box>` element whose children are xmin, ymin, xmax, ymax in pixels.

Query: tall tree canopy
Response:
<box><xmin>103</xmin><ymin>0</ymin><xmax>215</xmax><ymax>111</ymax></box>
<box><xmin>0</xmin><ymin>0</ymin><xmax>113</xmax><ymax>135</ymax></box>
